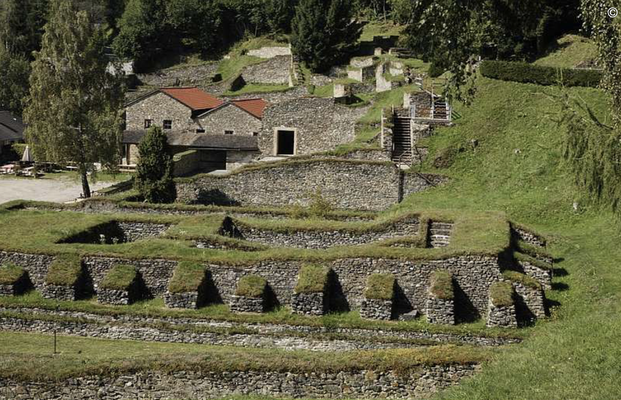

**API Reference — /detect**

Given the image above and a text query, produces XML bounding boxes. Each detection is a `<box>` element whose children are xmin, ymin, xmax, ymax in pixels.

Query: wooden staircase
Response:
<box><xmin>427</xmin><ymin>221</ymin><xmax>453</xmax><ymax>248</ymax></box>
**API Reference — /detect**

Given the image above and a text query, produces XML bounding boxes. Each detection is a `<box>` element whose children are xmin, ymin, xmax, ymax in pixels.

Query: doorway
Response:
<box><xmin>276</xmin><ymin>130</ymin><xmax>295</xmax><ymax>156</ymax></box>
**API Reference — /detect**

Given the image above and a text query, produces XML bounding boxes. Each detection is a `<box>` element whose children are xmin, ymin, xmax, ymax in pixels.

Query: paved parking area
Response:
<box><xmin>0</xmin><ymin>178</ymin><xmax>113</xmax><ymax>204</ymax></box>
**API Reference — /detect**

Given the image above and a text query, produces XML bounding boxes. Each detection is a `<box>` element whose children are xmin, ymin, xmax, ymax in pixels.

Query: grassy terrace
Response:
<box><xmin>0</xmin><ymin>206</ymin><xmax>510</xmax><ymax>264</ymax></box>
<box><xmin>0</xmin><ymin>331</ymin><xmax>488</xmax><ymax>382</ymax></box>
<box><xmin>0</xmin><ymin>291</ymin><xmax>527</xmax><ymax>339</ymax></box>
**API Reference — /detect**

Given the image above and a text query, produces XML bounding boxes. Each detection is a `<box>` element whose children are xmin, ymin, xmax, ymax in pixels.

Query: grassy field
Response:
<box><xmin>535</xmin><ymin>34</ymin><xmax>597</xmax><ymax>69</ymax></box>
<box><xmin>0</xmin><ymin>331</ymin><xmax>489</xmax><ymax>381</ymax></box>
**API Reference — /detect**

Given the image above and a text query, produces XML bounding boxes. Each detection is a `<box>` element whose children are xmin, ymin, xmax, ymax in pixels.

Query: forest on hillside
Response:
<box><xmin>0</xmin><ymin>0</ymin><xmax>584</xmax><ymax>116</ymax></box>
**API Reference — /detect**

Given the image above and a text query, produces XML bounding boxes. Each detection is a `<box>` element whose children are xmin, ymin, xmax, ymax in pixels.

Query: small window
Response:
<box><xmin>252</xmin><ymin>132</ymin><xmax>259</xmax><ymax>137</ymax></box>
<box><xmin>224</xmin><ymin>130</ymin><xmax>234</xmax><ymax>135</ymax></box>
<box><xmin>144</xmin><ymin>119</ymin><xmax>152</xmax><ymax>129</ymax></box>
<box><xmin>163</xmin><ymin>120</ymin><xmax>172</xmax><ymax>130</ymax></box>
<box><xmin>196</xmin><ymin>128</ymin><xmax>205</xmax><ymax>133</ymax></box>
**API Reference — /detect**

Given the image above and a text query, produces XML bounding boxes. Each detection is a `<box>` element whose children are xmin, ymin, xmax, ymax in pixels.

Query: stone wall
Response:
<box><xmin>513</xmin><ymin>227</ymin><xmax>546</xmax><ymax>247</ymax></box>
<box><xmin>520</xmin><ymin>261</ymin><xmax>552</xmax><ymax>290</ymax></box>
<box><xmin>259</xmin><ymin>98</ymin><xmax>368</xmax><ymax>156</ymax></box>
<box><xmin>173</xmin><ymin>150</ymin><xmax>201</xmax><ymax>177</ymax></box>
<box><xmin>231</xmin><ymin>216</ymin><xmax>420</xmax><ymax>249</ymax></box>
<box><xmin>0</xmin><ymin>250</ymin><xmax>502</xmax><ymax>320</ymax></box>
<box><xmin>196</xmin><ymin>103</ymin><xmax>262</xmax><ymax>136</ymax></box>
<box><xmin>486</xmin><ymin>300</ymin><xmax>518</xmax><ymax>328</ymax></box>
<box><xmin>291</xmin><ymin>292</ymin><xmax>327</xmax><ymax>316</ymax></box>
<box><xmin>98</xmin><ymin>288</ymin><xmax>134</xmax><ymax>305</ymax></box>
<box><xmin>117</xmin><ymin>222</ymin><xmax>170</xmax><ymax>242</ymax></box>
<box><xmin>82</xmin><ymin>256</ymin><xmax>176</xmax><ymax>297</ymax></box>
<box><xmin>0</xmin><ymin>306</ymin><xmax>521</xmax><ymax>346</ymax></box>
<box><xmin>126</xmin><ymin>91</ymin><xmax>194</xmax><ymax>132</ymax></box>
<box><xmin>136</xmin><ymin>63</ymin><xmax>218</xmax><ymax>87</ymax></box>
<box><xmin>164</xmin><ymin>291</ymin><xmax>201</xmax><ymax>309</ymax></box>
<box><xmin>0</xmin><ymin>251</ymin><xmax>54</xmax><ymax>289</ymax></box>
<box><xmin>426</xmin><ymin>296</ymin><xmax>455</xmax><ymax>325</ymax></box>
<box><xmin>230</xmin><ymin>294</ymin><xmax>265</xmax><ymax>313</ymax></box>
<box><xmin>247</xmin><ymin>46</ymin><xmax>292</xmax><ymax>59</ymax></box>
<box><xmin>0</xmin><ymin>366</ymin><xmax>480</xmax><ymax>400</ymax></box>
<box><xmin>176</xmin><ymin>160</ymin><xmax>405</xmax><ymax>211</ymax></box>
<box><xmin>360</xmin><ymin>298</ymin><xmax>393</xmax><ymax>320</ymax></box>
<box><xmin>512</xmin><ymin>282</ymin><xmax>546</xmax><ymax>320</ymax></box>
<box><xmin>223</xmin><ymin>86</ymin><xmax>308</xmax><ymax>105</ymax></box>
<box><xmin>41</xmin><ymin>284</ymin><xmax>78</xmax><ymax>301</ymax></box>
<box><xmin>241</xmin><ymin>55</ymin><xmax>292</xmax><ymax>85</ymax></box>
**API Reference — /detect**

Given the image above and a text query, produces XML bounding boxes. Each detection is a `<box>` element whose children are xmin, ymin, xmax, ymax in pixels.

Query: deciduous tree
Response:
<box><xmin>24</xmin><ymin>0</ymin><xmax>124</xmax><ymax>198</ymax></box>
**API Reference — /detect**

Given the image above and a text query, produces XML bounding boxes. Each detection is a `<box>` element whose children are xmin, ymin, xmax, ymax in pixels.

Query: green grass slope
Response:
<box><xmin>399</xmin><ymin>77</ymin><xmax>621</xmax><ymax>399</ymax></box>
<box><xmin>535</xmin><ymin>34</ymin><xmax>598</xmax><ymax>69</ymax></box>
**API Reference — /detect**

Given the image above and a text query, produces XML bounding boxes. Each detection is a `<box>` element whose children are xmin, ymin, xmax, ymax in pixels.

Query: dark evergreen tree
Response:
<box><xmin>0</xmin><ymin>0</ymin><xmax>48</xmax><ymax>58</ymax></box>
<box><xmin>112</xmin><ymin>0</ymin><xmax>168</xmax><ymax>68</ymax></box>
<box><xmin>134</xmin><ymin>126</ymin><xmax>176</xmax><ymax>204</ymax></box>
<box><xmin>266</xmin><ymin>0</ymin><xmax>298</xmax><ymax>33</ymax></box>
<box><xmin>291</xmin><ymin>0</ymin><xmax>360</xmax><ymax>72</ymax></box>
<box><xmin>0</xmin><ymin>46</ymin><xmax>30</xmax><ymax>115</ymax></box>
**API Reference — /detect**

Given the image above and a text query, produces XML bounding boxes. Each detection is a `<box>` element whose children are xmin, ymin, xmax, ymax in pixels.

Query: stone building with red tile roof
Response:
<box><xmin>122</xmin><ymin>87</ymin><xmax>267</xmax><ymax>172</ymax></box>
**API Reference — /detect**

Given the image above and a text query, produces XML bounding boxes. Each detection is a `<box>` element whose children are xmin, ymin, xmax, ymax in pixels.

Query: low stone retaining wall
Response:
<box><xmin>0</xmin><ymin>307</ymin><xmax>522</xmax><ymax>347</ymax></box>
<box><xmin>486</xmin><ymin>300</ymin><xmax>517</xmax><ymax>328</ymax></box>
<box><xmin>426</xmin><ymin>296</ymin><xmax>455</xmax><ymax>325</ymax></box>
<box><xmin>0</xmin><ymin>251</ymin><xmax>53</xmax><ymax>289</ymax></box>
<box><xmin>360</xmin><ymin>298</ymin><xmax>393</xmax><ymax>320</ymax></box>
<box><xmin>229</xmin><ymin>295</ymin><xmax>265</xmax><ymax>313</ymax></box>
<box><xmin>0</xmin><ymin>366</ymin><xmax>480</xmax><ymax>400</ymax></box>
<box><xmin>98</xmin><ymin>288</ymin><xmax>135</xmax><ymax>305</ymax></box>
<box><xmin>82</xmin><ymin>256</ymin><xmax>176</xmax><ymax>298</ymax></box>
<box><xmin>512</xmin><ymin>282</ymin><xmax>546</xmax><ymax>320</ymax></box>
<box><xmin>0</xmin><ymin>252</ymin><xmax>504</xmax><ymax>321</ymax></box>
<box><xmin>164</xmin><ymin>291</ymin><xmax>201</xmax><ymax>309</ymax></box>
<box><xmin>62</xmin><ymin>221</ymin><xmax>170</xmax><ymax>244</ymax></box>
<box><xmin>41</xmin><ymin>284</ymin><xmax>78</xmax><ymax>301</ymax></box>
<box><xmin>520</xmin><ymin>261</ymin><xmax>552</xmax><ymax>290</ymax></box>
<box><xmin>291</xmin><ymin>292</ymin><xmax>327</xmax><ymax>316</ymax></box>
<box><xmin>175</xmin><ymin>159</ymin><xmax>443</xmax><ymax>211</ymax></box>
<box><xmin>230</xmin><ymin>216</ymin><xmax>420</xmax><ymax>249</ymax></box>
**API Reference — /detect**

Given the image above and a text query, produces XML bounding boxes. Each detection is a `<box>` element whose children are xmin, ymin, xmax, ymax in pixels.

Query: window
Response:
<box><xmin>252</xmin><ymin>132</ymin><xmax>259</xmax><ymax>137</ymax></box>
<box><xmin>196</xmin><ymin>128</ymin><xmax>205</xmax><ymax>133</ymax></box>
<box><xmin>224</xmin><ymin>130</ymin><xmax>234</xmax><ymax>135</ymax></box>
<box><xmin>144</xmin><ymin>119</ymin><xmax>152</xmax><ymax>129</ymax></box>
<box><xmin>163</xmin><ymin>120</ymin><xmax>172</xmax><ymax>130</ymax></box>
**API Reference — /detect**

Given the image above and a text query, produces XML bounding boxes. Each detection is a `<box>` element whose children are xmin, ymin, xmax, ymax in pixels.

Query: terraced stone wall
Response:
<box><xmin>0</xmin><ymin>366</ymin><xmax>480</xmax><ymax>400</ymax></box>
<box><xmin>175</xmin><ymin>159</ymin><xmax>443</xmax><ymax>211</ymax></box>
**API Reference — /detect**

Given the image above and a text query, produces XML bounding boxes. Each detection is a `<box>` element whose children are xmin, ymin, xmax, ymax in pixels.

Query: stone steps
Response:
<box><xmin>427</xmin><ymin>221</ymin><xmax>454</xmax><ymax>248</ymax></box>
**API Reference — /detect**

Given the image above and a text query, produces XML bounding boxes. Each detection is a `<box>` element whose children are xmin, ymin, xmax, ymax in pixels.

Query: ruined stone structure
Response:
<box><xmin>241</xmin><ymin>55</ymin><xmax>292</xmax><ymax>86</ymax></box>
<box><xmin>258</xmin><ymin>98</ymin><xmax>367</xmax><ymax>157</ymax></box>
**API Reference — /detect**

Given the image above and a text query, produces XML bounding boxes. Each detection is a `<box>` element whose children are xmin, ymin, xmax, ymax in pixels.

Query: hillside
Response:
<box><xmin>398</xmin><ymin>77</ymin><xmax>618</xmax><ymax>399</ymax></box>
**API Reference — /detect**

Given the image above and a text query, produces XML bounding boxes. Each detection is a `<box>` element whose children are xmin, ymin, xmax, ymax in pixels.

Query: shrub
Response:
<box><xmin>295</xmin><ymin>264</ymin><xmax>331</xmax><ymax>294</ymax></box>
<box><xmin>429</xmin><ymin>271</ymin><xmax>454</xmax><ymax>300</ymax></box>
<box><xmin>235</xmin><ymin>275</ymin><xmax>267</xmax><ymax>298</ymax></box>
<box><xmin>45</xmin><ymin>254</ymin><xmax>82</xmax><ymax>287</ymax></box>
<box><xmin>308</xmin><ymin>189</ymin><xmax>334</xmax><ymax>217</ymax></box>
<box><xmin>134</xmin><ymin>126</ymin><xmax>176</xmax><ymax>204</ymax></box>
<box><xmin>480</xmin><ymin>60</ymin><xmax>602</xmax><ymax>87</ymax></box>
<box><xmin>489</xmin><ymin>281</ymin><xmax>514</xmax><ymax>307</ymax></box>
<box><xmin>0</xmin><ymin>264</ymin><xmax>26</xmax><ymax>285</ymax></box>
<box><xmin>365</xmin><ymin>274</ymin><xmax>396</xmax><ymax>300</ymax></box>
<box><xmin>100</xmin><ymin>265</ymin><xmax>138</xmax><ymax>291</ymax></box>
<box><xmin>168</xmin><ymin>262</ymin><xmax>206</xmax><ymax>294</ymax></box>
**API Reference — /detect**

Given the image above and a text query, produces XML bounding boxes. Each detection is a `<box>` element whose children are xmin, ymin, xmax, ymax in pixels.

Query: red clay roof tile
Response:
<box><xmin>161</xmin><ymin>87</ymin><xmax>223</xmax><ymax>110</ymax></box>
<box><xmin>232</xmin><ymin>98</ymin><xmax>268</xmax><ymax>119</ymax></box>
